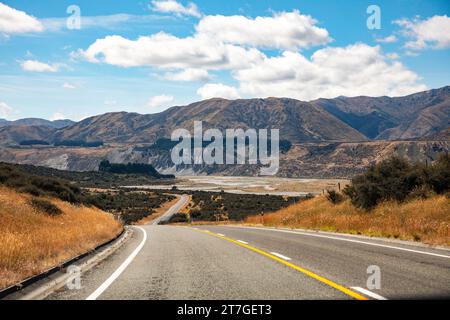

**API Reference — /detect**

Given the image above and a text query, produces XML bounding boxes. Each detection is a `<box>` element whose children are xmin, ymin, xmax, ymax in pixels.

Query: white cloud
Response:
<box><xmin>20</xmin><ymin>60</ymin><xmax>59</xmax><ymax>72</ymax></box>
<box><xmin>386</xmin><ymin>52</ymin><xmax>400</xmax><ymax>59</ymax></box>
<box><xmin>79</xmin><ymin>33</ymin><xmax>265</xmax><ymax>70</ymax></box>
<box><xmin>0</xmin><ymin>3</ymin><xmax>43</xmax><ymax>34</ymax></box>
<box><xmin>163</xmin><ymin>68</ymin><xmax>210</xmax><ymax>81</ymax></box>
<box><xmin>0</xmin><ymin>101</ymin><xmax>13</xmax><ymax>118</ymax></box>
<box><xmin>197</xmin><ymin>83</ymin><xmax>240</xmax><ymax>100</ymax></box>
<box><xmin>41</xmin><ymin>13</ymin><xmax>169</xmax><ymax>32</ymax></box>
<box><xmin>196</xmin><ymin>10</ymin><xmax>331</xmax><ymax>50</ymax></box>
<box><xmin>147</xmin><ymin>94</ymin><xmax>175</xmax><ymax>108</ymax></box>
<box><xmin>77</xmin><ymin>10</ymin><xmax>427</xmax><ymax>101</ymax></box>
<box><xmin>235</xmin><ymin>44</ymin><xmax>426</xmax><ymax>100</ymax></box>
<box><xmin>50</xmin><ymin>112</ymin><xmax>66</xmax><ymax>121</ymax></box>
<box><xmin>375</xmin><ymin>35</ymin><xmax>398</xmax><ymax>43</ymax></box>
<box><xmin>62</xmin><ymin>82</ymin><xmax>76</xmax><ymax>89</ymax></box>
<box><xmin>395</xmin><ymin>15</ymin><xmax>450</xmax><ymax>50</ymax></box>
<box><xmin>151</xmin><ymin>0</ymin><xmax>201</xmax><ymax>18</ymax></box>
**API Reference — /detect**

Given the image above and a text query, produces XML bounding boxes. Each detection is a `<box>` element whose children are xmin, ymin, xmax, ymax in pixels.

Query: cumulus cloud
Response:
<box><xmin>0</xmin><ymin>3</ymin><xmax>43</xmax><ymax>34</ymax></box>
<box><xmin>197</xmin><ymin>83</ymin><xmax>240</xmax><ymax>100</ymax></box>
<box><xmin>147</xmin><ymin>94</ymin><xmax>175</xmax><ymax>108</ymax></box>
<box><xmin>375</xmin><ymin>35</ymin><xmax>398</xmax><ymax>43</ymax></box>
<box><xmin>196</xmin><ymin>10</ymin><xmax>331</xmax><ymax>50</ymax></box>
<box><xmin>20</xmin><ymin>60</ymin><xmax>59</xmax><ymax>72</ymax></box>
<box><xmin>0</xmin><ymin>101</ymin><xmax>13</xmax><ymax>118</ymax></box>
<box><xmin>235</xmin><ymin>44</ymin><xmax>427</xmax><ymax>100</ymax></box>
<box><xmin>395</xmin><ymin>15</ymin><xmax>450</xmax><ymax>50</ymax></box>
<box><xmin>151</xmin><ymin>0</ymin><xmax>201</xmax><ymax>18</ymax></box>
<box><xmin>163</xmin><ymin>68</ymin><xmax>210</xmax><ymax>81</ymax></box>
<box><xmin>79</xmin><ymin>33</ymin><xmax>265</xmax><ymax>70</ymax></box>
<box><xmin>77</xmin><ymin>10</ymin><xmax>426</xmax><ymax>100</ymax></box>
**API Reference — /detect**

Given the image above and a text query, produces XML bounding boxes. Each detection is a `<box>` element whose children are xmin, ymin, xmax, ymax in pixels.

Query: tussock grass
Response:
<box><xmin>0</xmin><ymin>186</ymin><xmax>122</xmax><ymax>289</ymax></box>
<box><xmin>245</xmin><ymin>195</ymin><xmax>450</xmax><ymax>246</ymax></box>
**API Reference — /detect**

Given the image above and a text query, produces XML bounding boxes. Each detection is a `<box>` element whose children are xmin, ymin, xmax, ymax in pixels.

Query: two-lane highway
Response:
<box><xmin>47</xmin><ymin>198</ymin><xmax>450</xmax><ymax>300</ymax></box>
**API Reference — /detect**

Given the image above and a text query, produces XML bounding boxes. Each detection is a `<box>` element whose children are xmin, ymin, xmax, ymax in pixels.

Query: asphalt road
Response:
<box><xmin>150</xmin><ymin>194</ymin><xmax>190</xmax><ymax>225</ymax></box>
<box><xmin>47</xmin><ymin>198</ymin><xmax>450</xmax><ymax>300</ymax></box>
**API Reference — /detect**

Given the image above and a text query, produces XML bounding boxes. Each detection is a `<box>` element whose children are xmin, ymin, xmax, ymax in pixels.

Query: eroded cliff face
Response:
<box><xmin>1</xmin><ymin>140</ymin><xmax>448</xmax><ymax>178</ymax></box>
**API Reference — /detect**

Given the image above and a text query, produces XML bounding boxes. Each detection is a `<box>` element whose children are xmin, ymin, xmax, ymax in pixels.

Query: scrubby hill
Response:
<box><xmin>313</xmin><ymin>86</ymin><xmax>450</xmax><ymax>140</ymax></box>
<box><xmin>0</xmin><ymin>186</ymin><xmax>122</xmax><ymax>289</ymax></box>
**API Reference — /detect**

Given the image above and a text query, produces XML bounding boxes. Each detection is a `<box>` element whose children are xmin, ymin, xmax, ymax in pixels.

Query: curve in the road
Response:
<box><xmin>86</xmin><ymin>226</ymin><xmax>147</xmax><ymax>300</ymax></box>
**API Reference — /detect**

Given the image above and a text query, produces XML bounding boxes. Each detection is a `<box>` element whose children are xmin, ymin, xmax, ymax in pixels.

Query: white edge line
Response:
<box><xmin>234</xmin><ymin>226</ymin><xmax>450</xmax><ymax>259</ymax></box>
<box><xmin>217</xmin><ymin>233</ymin><xmax>225</xmax><ymax>237</ymax></box>
<box><xmin>270</xmin><ymin>252</ymin><xmax>292</xmax><ymax>261</ymax></box>
<box><xmin>86</xmin><ymin>226</ymin><xmax>147</xmax><ymax>300</ymax></box>
<box><xmin>237</xmin><ymin>240</ymin><xmax>248</xmax><ymax>244</ymax></box>
<box><xmin>351</xmin><ymin>287</ymin><xmax>387</xmax><ymax>300</ymax></box>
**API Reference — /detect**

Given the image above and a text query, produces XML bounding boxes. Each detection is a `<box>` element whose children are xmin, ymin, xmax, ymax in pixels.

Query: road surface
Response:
<box><xmin>47</xmin><ymin>198</ymin><xmax>450</xmax><ymax>300</ymax></box>
<box><xmin>150</xmin><ymin>194</ymin><xmax>190</xmax><ymax>225</ymax></box>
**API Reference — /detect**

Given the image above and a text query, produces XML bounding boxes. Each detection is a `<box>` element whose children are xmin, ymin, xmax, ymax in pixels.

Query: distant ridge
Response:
<box><xmin>0</xmin><ymin>86</ymin><xmax>448</xmax><ymax>146</ymax></box>
<box><xmin>0</xmin><ymin>118</ymin><xmax>75</xmax><ymax>129</ymax></box>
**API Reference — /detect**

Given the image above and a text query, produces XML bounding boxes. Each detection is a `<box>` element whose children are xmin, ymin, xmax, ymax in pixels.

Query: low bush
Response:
<box><xmin>344</xmin><ymin>153</ymin><xmax>450</xmax><ymax>210</ymax></box>
<box><xmin>30</xmin><ymin>198</ymin><xmax>62</xmax><ymax>216</ymax></box>
<box><xmin>168</xmin><ymin>213</ymin><xmax>189</xmax><ymax>223</ymax></box>
<box><xmin>326</xmin><ymin>190</ymin><xmax>344</xmax><ymax>204</ymax></box>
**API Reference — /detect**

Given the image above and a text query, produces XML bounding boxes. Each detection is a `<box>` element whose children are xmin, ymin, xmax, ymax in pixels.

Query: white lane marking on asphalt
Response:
<box><xmin>237</xmin><ymin>240</ymin><xmax>248</xmax><ymax>244</ymax></box>
<box><xmin>86</xmin><ymin>226</ymin><xmax>147</xmax><ymax>300</ymax></box>
<box><xmin>217</xmin><ymin>233</ymin><xmax>225</xmax><ymax>237</ymax></box>
<box><xmin>270</xmin><ymin>252</ymin><xmax>292</xmax><ymax>261</ymax></box>
<box><xmin>234</xmin><ymin>226</ymin><xmax>450</xmax><ymax>259</ymax></box>
<box><xmin>351</xmin><ymin>287</ymin><xmax>387</xmax><ymax>300</ymax></box>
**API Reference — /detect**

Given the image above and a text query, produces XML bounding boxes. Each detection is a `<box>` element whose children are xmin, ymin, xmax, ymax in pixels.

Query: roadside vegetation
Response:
<box><xmin>186</xmin><ymin>191</ymin><xmax>300</xmax><ymax>222</ymax></box>
<box><xmin>0</xmin><ymin>162</ymin><xmax>180</xmax><ymax>289</ymax></box>
<box><xmin>245</xmin><ymin>154</ymin><xmax>450</xmax><ymax>245</ymax></box>
<box><xmin>84</xmin><ymin>190</ymin><xmax>175</xmax><ymax>224</ymax></box>
<box><xmin>0</xmin><ymin>186</ymin><xmax>122</xmax><ymax>289</ymax></box>
<box><xmin>0</xmin><ymin>162</ymin><xmax>176</xmax><ymax>224</ymax></box>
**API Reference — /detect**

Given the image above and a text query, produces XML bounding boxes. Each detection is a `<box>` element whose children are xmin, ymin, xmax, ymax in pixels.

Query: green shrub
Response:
<box><xmin>344</xmin><ymin>154</ymin><xmax>450</xmax><ymax>210</ymax></box>
<box><xmin>426</xmin><ymin>153</ymin><xmax>450</xmax><ymax>194</ymax></box>
<box><xmin>30</xmin><ymin>198</ymin><xmax>63</xmax><ymax>216</ymax></box>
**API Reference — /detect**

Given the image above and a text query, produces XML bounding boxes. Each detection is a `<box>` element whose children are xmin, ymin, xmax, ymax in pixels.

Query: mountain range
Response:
<box><xmin>1</xmin><ymin>86</ymin><xmax>448</xmax><ymax>146</ymax></box>
<box><xmin>0</xmin><ymin>86</ymin><xmax>448</xmax><ymax>177</ymax></box>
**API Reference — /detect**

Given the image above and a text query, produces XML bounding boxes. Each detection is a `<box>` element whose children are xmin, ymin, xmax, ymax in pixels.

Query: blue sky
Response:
<box><xmin>0</xmin><ymin>0</ymin><xmax>449</xmax><ymax>121</ymax></box>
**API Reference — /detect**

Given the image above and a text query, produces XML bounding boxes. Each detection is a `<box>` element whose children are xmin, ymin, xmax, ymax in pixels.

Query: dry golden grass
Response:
<box><xmin>245</xmin><ymin>195</ymin><xmax>450</xmax><ymax>246</ymax></box>
<box><xmin>0</xmin><ymin>186</ymin><xmax>123</xmax><ymax>289</ymax></box>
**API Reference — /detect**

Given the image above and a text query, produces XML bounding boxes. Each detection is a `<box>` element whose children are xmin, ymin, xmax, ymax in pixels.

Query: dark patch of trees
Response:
<box><xmin>343</xmin><ymin>153</ymin><xmax>450</xmax><ymax>209</ymax></box>
<box><xmin>54</xmin><ymin>140</ymin><xmax>103</xmax><ymax>147</ymax></box>
<box><xmin>19</xmin><ymin>140</ymin><xmax>50</xmax><ymax>146</ymax></box>
<box><xmin>98</xmin><ymin>160</ymin><xmax>174</xmax><ymax>179</ymax></box>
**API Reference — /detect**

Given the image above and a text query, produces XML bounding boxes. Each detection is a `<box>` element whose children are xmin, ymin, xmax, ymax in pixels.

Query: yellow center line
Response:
<box><xmin>193</xmin><ymin>228</ymin><xmax>368</xmax><ymax>300</ymax></box>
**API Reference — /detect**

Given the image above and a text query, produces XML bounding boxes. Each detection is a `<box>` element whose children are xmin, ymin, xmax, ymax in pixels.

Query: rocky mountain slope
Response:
<box><xmin>0</xmin><ymin>140</ymin><xmax>448</xmax><ymax>178</ymax></box>
<box><xmin>0</xmin><ymin>87</ymin><xmax>448</xmax><ymax>177</ymax></box>
<box><xmin>1</xmin><ymin>87</ymin><xmax>449</xmax><ymax>146</ymax></box>
<box><xmin>313</xmin><ymin>86</ymin><xmax>450</xmax><ymax>140</ymax></box>
<box><xmin>52</xmin><ymin>97</ymin><xmax>367</xmax><ymax>144</ymax></box>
